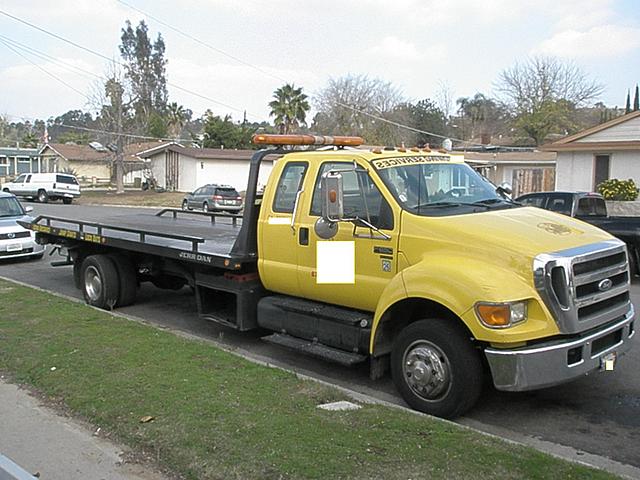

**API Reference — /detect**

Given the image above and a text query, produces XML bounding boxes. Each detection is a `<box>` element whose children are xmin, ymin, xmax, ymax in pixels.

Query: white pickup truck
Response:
<box><xmin>2</xmin><ymin>173</ymin><xmax>81</xmax><ymax>204</ymax></box>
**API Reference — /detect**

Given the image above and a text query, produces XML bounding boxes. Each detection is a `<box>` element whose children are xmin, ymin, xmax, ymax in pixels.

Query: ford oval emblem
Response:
<box><xmin>598</xmin><ymin>278</ymin><xmax>613</xmax><ymax>291</ymax></box>
<box><xmin>7</xmin><ymin>232</ymin><xmax>15</xmax><ymax>239</ymax></box>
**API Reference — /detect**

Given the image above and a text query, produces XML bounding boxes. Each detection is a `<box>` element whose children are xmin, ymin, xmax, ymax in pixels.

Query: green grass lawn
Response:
<box><xmin>0</xmin><ymin>279</ymin><xmax>617</xmax><ymax>479</ymax></box>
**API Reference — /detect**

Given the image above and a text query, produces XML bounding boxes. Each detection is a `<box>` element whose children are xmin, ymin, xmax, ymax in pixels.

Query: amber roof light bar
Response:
<box><xmin>252</xmin><ymin>134</ymin><xmax>364</xmax><ymax>147</ymax></box>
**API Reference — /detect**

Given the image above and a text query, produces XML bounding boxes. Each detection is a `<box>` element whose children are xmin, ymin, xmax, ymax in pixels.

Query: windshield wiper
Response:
<box><xmin>413</xmin><ymin>201</ymin><xmax>491</xmax><ymax>210</ymax></box>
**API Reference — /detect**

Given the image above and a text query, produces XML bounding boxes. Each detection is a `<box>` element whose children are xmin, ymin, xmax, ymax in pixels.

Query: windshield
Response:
<box><xmin>376</xmin><ymin>162</ymin><xmax>516</xmax><ymax>216</ymax></box>
<box><xmin>0</xmin><ymin>196</ymin><xmax>25</xmax><ymax>217</ymax></box>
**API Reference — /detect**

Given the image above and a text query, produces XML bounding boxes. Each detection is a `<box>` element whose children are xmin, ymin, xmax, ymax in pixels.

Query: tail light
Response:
<box><xmin>236</xmin><ymin>196</ymin><xmax>242</xmax><ymax>201</ymax></box>
<box><xmin>212</xmin><ymin>195</ymin><xmax>223</xmax><ymax>200</ymax></box>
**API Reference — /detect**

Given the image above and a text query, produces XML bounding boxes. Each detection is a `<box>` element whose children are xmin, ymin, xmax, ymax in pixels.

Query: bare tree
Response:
<box><xmin>497</xmin><ymin>56</ymin><xmax>603</xmax><ymax>112</ymax></box>
<box><xmin>495</xmin><ymin>56</ymin><xmax>603</xmax><ymax>144</ymax></box>
<box><xmin>312</xmin><ymin>74</ymin><xmax>405</xmax><ymax>144</ymax></box>
<box><xmin>435</xmin><ymin>79</ymin><xmax>455</xmax><ymax>120</ymax></box>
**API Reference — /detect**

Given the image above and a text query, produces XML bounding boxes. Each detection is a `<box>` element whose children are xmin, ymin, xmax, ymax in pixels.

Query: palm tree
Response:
<box><xmin>166</xmin><ymin>102</ymin><xmax>188</xmax><ymax>140</ymax></box>
<box><xmin>269</xmin><ymin>84</ymin><xmax>310</xmax><ymax>134</ymax></box>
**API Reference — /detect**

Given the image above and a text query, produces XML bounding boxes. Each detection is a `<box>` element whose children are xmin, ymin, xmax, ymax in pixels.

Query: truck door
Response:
<box><xmin>23</xmin><ymin>174</ymin><xmax>33</xmax><ymax>196</ymax></box>
<box><xmin>296</xmin><ymin>160</ymin><xmax>399</xmax><ymax>311</ymax></box>
<box><xmin>258</xmin><ymin>161</ymin><xmax>309</xmax><ymax>297</ymax></box>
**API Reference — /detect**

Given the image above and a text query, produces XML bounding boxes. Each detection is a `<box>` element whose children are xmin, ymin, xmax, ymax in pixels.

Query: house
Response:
<box><xmin>38</xmin><ymin>141</ymin><xmax>164</xmax><ymax>185</ymax></box>
<box><xmin>0</xmin><ymin>146</ymin><xmax>40</xmax><ymax>183</ymax></box>
<box><xmin>460</xmin><ymin>150</ymin><xmax>557</xmax><ymax>197</ymax></box>
<box><xmin>542</xmin><ymin>110</ymin><xmax>640</xmax><ymax>191</ymax></box>
<box><xmin>138</xmin><ymin>143</ymin><xmax>278</xmax><ymax>192</ymax></box>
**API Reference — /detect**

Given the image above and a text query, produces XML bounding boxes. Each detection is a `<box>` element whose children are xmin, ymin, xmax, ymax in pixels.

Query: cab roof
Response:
<box><xmin>281</xmin><ymin>147</ymin><xmax>465</xmax><ymax>167</ymax></box>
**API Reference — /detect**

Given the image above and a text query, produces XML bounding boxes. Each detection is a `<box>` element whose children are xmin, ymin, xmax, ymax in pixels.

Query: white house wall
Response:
<box><xmin>555</xmin><ymin>152</ymin><xmax>594</xmax><ymax>191</ymax></box>
<box><xmin>179</xmin><ymin>156</ymin><xmax>198</xmax><ymax>192</ymax></box>
<box><xmin>196</xmin><ymin>159</ymin><xmax>274</xmax><ymax>192</ymax></box>
<box><xmin>556</xmin><ymin>150</ymin><xmax>640</xmax><ymax>191</ymax></box>
<box><xmin>576</xmin><ymin>116</ymin><xmax>640</xmax><ymax>142</ymax></box>
<box><xmin>150</xmin><ymin>154</ymin><xmax>166</xmax><ymax>188</ymax></box>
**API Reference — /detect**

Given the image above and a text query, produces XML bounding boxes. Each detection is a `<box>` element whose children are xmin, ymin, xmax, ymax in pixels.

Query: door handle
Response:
<box><xmin>299</xmin><ymin>227</ymin><xmax>309</xmax><ymax>245</ymax></box>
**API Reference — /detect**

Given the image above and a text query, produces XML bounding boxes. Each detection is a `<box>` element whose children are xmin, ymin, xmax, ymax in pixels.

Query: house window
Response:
<box><xmin>0</xmin><ymin>156</ymin><xmax>7</xmax><ymax>176</ymax></box>
<box><xmin>594</xmin><ymin>154</ymin><xmax>610</xmax><ymax>189</ymax></box>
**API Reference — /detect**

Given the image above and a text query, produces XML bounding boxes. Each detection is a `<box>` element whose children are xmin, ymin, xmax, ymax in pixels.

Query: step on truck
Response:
<box><xmin>22</xmin><ymin>134</ymin><xmax>636</xmax><ymax>419</ymax></box>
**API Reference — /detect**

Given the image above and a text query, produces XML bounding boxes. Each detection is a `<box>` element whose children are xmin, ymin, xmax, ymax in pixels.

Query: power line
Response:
<box><xmin>0</xmin><ymin>8</ymin><xmax>259</xmax><ymax>120</ymax></box>
<box><xmin>116</xmin><ymin>0</ymin><xmax>288</xmax><ymax>85</ymax></box>
<box><xmin>111</xmin><ymin>2</ymin><xmax>499</xmax><ymax>149</ymax></box>
<box><xmin>0</xmin><ymin>37</ymin><xmax>92</xmax><ymax>102</ymax></box>
<box><xmin>0</xmin><ymin>34</ymin><xmax>103</xmax><ymax>82</ymax></box>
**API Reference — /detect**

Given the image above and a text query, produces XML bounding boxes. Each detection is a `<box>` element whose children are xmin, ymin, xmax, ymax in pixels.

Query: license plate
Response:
<box><xmin>6</xmin><ymin>243</ymin><xmax>22</xmax><ymax>252</ymax></box>
<box><xmin>600</xmin><ymin>352</ymin><xmax>617</xmax><ymax>371</ymax></box>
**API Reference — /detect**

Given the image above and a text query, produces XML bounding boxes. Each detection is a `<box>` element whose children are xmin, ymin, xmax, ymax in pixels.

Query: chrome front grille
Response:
<box><xmin>534</xmin><ymin>240</ymin><xmax>632</xmax><ymax>334</ymax></box>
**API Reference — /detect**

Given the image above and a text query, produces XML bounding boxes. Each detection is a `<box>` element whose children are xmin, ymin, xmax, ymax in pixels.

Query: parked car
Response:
<box><xmin>0</xmin><ymin>191</ymin><xmax>45</xmax><ymax>260</ymax></box>
<box><xmin>182</xmin><ymin>184</ymin><xmax>243</xmax><ymax>212</ymax></box>
<box><xmin>1</xmin><ymin>173</ymin><xmax>81</xmax><ymax>204</ymax></box>
<box><xmin>516</xmin><ymin>191</ymin><xmax>640</xmax><ymax>274</ymax></box>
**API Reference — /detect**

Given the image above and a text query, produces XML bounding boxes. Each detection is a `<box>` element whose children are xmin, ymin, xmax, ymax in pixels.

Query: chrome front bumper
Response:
<box><xmin>485</xmin><ymin>305</ymin><xmax>635</xmax><ymax>391</ymax></box>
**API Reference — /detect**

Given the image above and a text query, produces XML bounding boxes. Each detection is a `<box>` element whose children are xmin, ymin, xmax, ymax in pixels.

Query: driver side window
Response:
<box><xmin>310</xmin><ymin>161</ymin><xmax>393</xmax><ymax>230</ymax></box>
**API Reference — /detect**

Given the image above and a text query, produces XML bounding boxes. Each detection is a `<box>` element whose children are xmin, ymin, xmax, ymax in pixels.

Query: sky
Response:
<box><xmin>1</xmin><ymin>0</ymin><xmax>639</xmax><ymax>126</ymax></box>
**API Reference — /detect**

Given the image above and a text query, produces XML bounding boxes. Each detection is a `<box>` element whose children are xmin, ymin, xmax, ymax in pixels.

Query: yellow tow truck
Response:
<box><xmin>24</xmin><ymin>134</ymin><xmax>635</xmax><ymax>418</ymax></box>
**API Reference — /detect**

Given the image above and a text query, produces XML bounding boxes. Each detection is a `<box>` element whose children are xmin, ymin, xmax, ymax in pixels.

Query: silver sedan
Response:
<box><xmin>0</xmin><ymin>191</ymin><xmax>45</xmax><ymax>260</ymax></box>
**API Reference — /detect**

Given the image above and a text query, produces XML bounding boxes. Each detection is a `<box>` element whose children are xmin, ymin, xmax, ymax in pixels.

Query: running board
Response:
<box><xmin>262</xmin><ymin>333</ymin><xmax>368</xmax><ymax>366</ymax></box>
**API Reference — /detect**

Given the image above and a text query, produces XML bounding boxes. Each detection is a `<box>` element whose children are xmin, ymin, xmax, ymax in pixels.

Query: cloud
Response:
<box><xmin>369</xmin><ymin>36</ymin><xmax>425</xmax><ymax>61</ymax></box>
<box><xmin>534</xmin><ymin>24</ymin><xmax>640</xmax><ymax>58</ymax></box>
<box><xmin>168</xmin><ymin>58</ymin><xmax>320</xmax><ymax>120</ymax></box>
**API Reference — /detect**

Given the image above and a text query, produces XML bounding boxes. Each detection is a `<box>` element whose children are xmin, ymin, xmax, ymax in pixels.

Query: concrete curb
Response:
<box><xmin>1</xmin><ymin>275</ymin><xmax>639</xmax><ymax>479</ymax></box>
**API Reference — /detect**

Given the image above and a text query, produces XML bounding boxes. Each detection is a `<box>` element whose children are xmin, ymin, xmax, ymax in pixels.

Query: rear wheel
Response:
<box><xmin>37</xmin><ymin>189</ymin><xmax>49</xmax><ymax>203</ymax></box>
<box><xmin>63</xmin><ymin>197</ymin><xmax>72</xmax><ymax>205</ymax></box>
<box><xmin>81</xmin><ymin>255</ymin><xmax>119</xmax><ymax>309</ymax></box>
<box><xmin>108</xmin><ymin>253</ymin><xmax>138</xmax><ymax>307</ymax></box>
<box><xmin>391</xmin><ymin>318</ymin><xmax>483</xmax><ymax>419</ymax></box>
<box><xmin>202</xmin><ymin>202</ymin><xmax>209</xmax><ymax>212</ymax></box>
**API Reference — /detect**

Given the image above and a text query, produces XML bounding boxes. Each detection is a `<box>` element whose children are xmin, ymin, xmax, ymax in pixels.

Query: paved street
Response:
<box><xmin>2</xmin><ymin>202</ymin><xmax>639</xmax><ymax>470</ymax></box>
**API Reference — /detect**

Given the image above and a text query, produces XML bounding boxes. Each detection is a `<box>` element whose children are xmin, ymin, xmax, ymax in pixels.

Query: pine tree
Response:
<box><xmin>634</xmin><ymin>85</ymin><xmax>640</xmax><ymax>111</ymax></box>
<box><xmin>625</xmin><ymin>90</ymin><xmax>631</xmax><ymax>114</ymax></box>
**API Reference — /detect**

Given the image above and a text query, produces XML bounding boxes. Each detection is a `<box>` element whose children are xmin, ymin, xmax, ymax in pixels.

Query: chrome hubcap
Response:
<box><xmin>84</xmin><ymin>266</ymin><xmax>102</xmax><ymax>301</ymax></box>
<box><xmin>182</xmin><ymin>201</ymin><xmax>188</xmax><ymax>210</ymax></box>
<box><xmin>403</xmin><ymin>341</ymin><xmax>451</xmax><ymax>400</ymax></box>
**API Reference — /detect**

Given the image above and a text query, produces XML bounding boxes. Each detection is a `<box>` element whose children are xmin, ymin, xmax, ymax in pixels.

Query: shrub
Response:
<box><xmin>596</xmin><ymin>178</ymin><xmax>639</xmax><ymax>201</ymax></box>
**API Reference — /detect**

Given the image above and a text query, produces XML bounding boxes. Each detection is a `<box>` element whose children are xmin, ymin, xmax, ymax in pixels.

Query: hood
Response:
<box><xmin>400</xmin><ymin>206</ymin><xmax>614</xmax><ymax>274</ymax></box>
<box><xmin>0</xmin><ymin>215</ymin><xmax>33</xmax><ymax>233</ymax></box>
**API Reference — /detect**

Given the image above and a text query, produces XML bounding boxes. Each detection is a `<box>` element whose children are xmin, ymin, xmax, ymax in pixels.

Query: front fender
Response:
<box><xmin>371</xmin><ymin>256</ymin><xmax>561</xmax><ymax>350</ymax></box>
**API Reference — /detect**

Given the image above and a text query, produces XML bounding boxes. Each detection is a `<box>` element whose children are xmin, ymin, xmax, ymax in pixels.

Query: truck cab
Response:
<box><xmin>255</xmin><ymin>137</ymin><xmax>635</xmax><ymax>417</ymax></box>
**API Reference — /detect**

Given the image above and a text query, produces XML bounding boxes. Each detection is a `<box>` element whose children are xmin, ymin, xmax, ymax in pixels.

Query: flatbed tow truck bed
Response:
<box><xmin>27</xmin><ymin>208</ymin><xmax>255</xmax><ymax>270</ymax></box>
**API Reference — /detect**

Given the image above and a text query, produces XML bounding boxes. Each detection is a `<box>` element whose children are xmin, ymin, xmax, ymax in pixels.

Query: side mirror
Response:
<box><xmin>24</xmin><ymin>206</ymin><xmax>34</xmax><ymax>213</ymax></box>
<box><xmin>499</xmin><ymin>182</ymin><xmax>512</xmax><ymax>195</ymax></box>
<box><xmin>314</xmin><ymin>171</ymin><xmax>344</xmax><ymax>240</ymax></box>
<box><xmin>321</xmin><ymin>171</ymin><xmax>344</xmax><ymax>221</ymax></box>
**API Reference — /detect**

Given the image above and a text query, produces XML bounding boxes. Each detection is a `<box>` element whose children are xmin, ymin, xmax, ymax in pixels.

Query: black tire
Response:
<box><xmin>391</xmin><ymin>319</ymin><xmax>483</xmax><ymax>419</ymax></box>
<box><xmin>202</xmin><ymin>202</ymin><xmax>209</xmax><ymax>212</ymax></box>
<box><xmin>37</xmin><ymin>189</ymin><xmax>49</xmax><ymax>203</ymax></box>
<box><xmin>2</xmin><ymin>188</ymin><xmax>9</xmax><ymax>193</ymax></box>
<box><xmin>63</xmin><ymin>197</ymin><xmax>72</xmax><ymax>205</ymax></box>
<box><xmin>81</xmin><ymin>255</ymin><xmax>119</xmax><ymax>310</ymax></box>
<box><xmin>108</xmin><ymin>253</ymin><xmax>138</xmax><ymax>307</ymax></box>
<box><xmin>181</xmin><ymin>199</ymin><xmax>189</xmax><ymax>211</ymax></box>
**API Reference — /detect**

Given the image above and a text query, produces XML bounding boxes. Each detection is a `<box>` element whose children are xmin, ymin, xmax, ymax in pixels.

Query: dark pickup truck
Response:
<box><xmin>516</xmin><ymin>191</ymin><xmax>640</xmax><ymax>275</ymax></box>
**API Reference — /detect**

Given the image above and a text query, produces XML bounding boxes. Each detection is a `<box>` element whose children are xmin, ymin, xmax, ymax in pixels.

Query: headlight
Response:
<box><xmin>475</xmin><ymin>301</ymin><xmax>528</xmax><ymax>328</ymax></box>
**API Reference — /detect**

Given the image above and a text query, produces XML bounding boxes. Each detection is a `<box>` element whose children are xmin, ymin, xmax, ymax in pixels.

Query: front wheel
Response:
<box><xmin>391</xmin><ymin>319</ymin><xmax>483</xmax><ymax>419</ymax></box>
<box><xmin>181</xmin><ymin>199</ymin><xmax>189</xmax><ymax>211</ymax></box>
